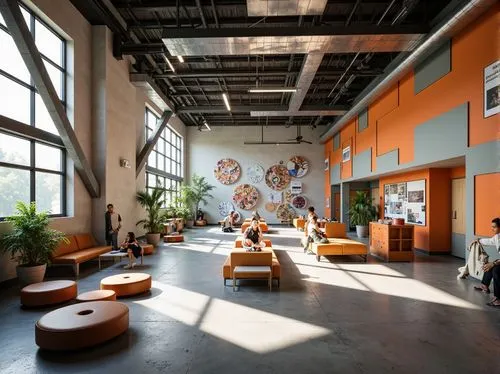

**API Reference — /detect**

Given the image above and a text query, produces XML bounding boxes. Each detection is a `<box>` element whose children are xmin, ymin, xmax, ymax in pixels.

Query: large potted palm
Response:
<box><xmin>0</xmin><ymin>202</ymin><xmax>67</xmax><ymax>287</ymax></box>
<box><xmin>136</xmin><ymin>186</ymin><xmax>168</xmax><ymax>246</ymax></box>
<box><xmin>349</xmin><ymin>191</ymin><xmax>377</xmax><ymax>238</ymax></box>
<box><xmin>180</xmin><ymin>174</ymin><xmax>215</xmax><ymax>226</ymax></box>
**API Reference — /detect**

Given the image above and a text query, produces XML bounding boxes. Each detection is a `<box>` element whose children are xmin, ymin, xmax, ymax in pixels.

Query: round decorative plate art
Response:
<box><xmin>247</xmin><ymin>164</ymin><xmax>264</xmax><ymax>184</ymax></box>
<box><xmin>287</xmin><ymin>156</ymin><xmax>309</xmax><ymax>178</ymax></box>
<box><xmin>232</xmin><ymin>184</ymin><xmax>259</xmax><ymax>210</ymax></box>
<box><xmin>214</xmin><ymin>158</ymin><xmax>241</xmax><ymax>185</ymax></box>
<box><xmin>292</xmin><ymin>195</ymin><xmax>307</xmax><ymax>209</ymax></box>
<box><xmin>276</xmin><ymin>204</ymin><xmax>296</xmax><ymax>221</ymax></box>
<box><xmin>265</xmin><ymin>164</ymin><xmax>291</xmax><ymax>191</ymax></box>
<box><xmin>218</xmin><ymin>201</ymin><xmax>234</xmax><ymax>217</ymax></box>
<box><xmin>265</xmin><ymin>202</ymin><xmax>276</xmax><ymax>212</ymax></box>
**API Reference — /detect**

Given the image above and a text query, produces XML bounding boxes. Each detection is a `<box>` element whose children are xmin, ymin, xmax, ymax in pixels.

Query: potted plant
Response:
<box><xmin>349</xmin><ymin>191</ymin><xmax>377</xmax><ymax>238</ymax></box>
<box><xmin>136</xmin><ymin>186</ymin><xmax>168</xmax><ymax>246</ymax></box>
<box><xmin>0</xmin><ymin>202</ymin><xmax>68</xmax><ymax>287</ymax></box>
<box><xmin>180</xmin><ymin>174</ymin><xmax>215</xmax><ymax>226</ymax></box>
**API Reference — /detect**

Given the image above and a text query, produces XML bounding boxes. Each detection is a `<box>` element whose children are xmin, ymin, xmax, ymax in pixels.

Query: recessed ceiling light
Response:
<box><xmin>248</xmin><ymin>87</ymin><xmax>297</xmax><ymax>93</ymax></box>
<box><xmin>203</xmin><ymin>120</ymin><xmax>211</xmax><ymax>131</ymax></box>
<box><xmin>162</xmin><ymin>54</ymin><xmax>175</xmax><ymax>73</ymax></box>
<box><xmin>222</xmin><ymin>93</ymin><xmax>231</xmax><ymax>111</ymax></box>
<box><xmin>177</xmin><ymin>56</ymin><xmax>185</xmax><ymax>63</ymax></box>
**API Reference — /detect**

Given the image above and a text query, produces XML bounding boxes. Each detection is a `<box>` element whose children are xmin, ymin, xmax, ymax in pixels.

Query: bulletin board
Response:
<box><xmin>383</xmin><ymin>179</ymin><xmax>426</xmax><ymax>226</ymax></box>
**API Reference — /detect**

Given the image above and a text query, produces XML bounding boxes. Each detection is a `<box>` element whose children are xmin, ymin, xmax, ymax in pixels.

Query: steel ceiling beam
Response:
<box><xmin>0</xmin><ymin>0</ymin><xmax>100</xmax><ymax>198</ymax></box>
<box><xmin>136</xmin><ymin>111</ymin><xmax>174</xmax><ymax>177</ymax></box>
<box><xmin>177</xmin><ymin>104</ymin><xmax>348</xmax><ymax>113</ymax></box>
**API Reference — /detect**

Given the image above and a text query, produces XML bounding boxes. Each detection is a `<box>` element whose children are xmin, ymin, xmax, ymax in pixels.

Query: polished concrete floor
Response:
<box><xmin>0</xmin><ymin>226</ymin><xmax>498</xmax><ymax>374</ymax></box>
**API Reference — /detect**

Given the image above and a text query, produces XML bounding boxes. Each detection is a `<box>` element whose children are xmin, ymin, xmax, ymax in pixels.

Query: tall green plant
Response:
<box><xmin>0</xmin><ymin>202</ymin><xmax>67</xmax><ymax>266</ymax></box>
<box><xmin>349</xmin><ymin>191</ymin><xmax>377</xmax><ymax>226</ymax></box>
<box><xmin>136</xmin><ymin>186</ymin><xmax>168</xmax><ymax>233</ymax></box>
<box><xmin>180</xmin><ymin>174</ymin><xmax>215</xmax><ymax>217</ymax></box>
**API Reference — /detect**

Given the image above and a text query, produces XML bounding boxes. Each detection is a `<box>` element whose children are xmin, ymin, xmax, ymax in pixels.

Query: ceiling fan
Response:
<box><xmin>244</xmin><ymin>125</ymin><xmax>313</xmax><ymax>145</ymax></box>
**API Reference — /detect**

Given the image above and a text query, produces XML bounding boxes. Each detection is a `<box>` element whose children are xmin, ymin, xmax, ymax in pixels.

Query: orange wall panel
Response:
<box><xmin>428</xmin><ymin>169</ymin><xmax>451</xmax><ymax>252</ymax></box>
<box><xmin>450</xmin><ymin>166</ymin><xmax>466</xmax><ymax>179</ymax></box>
<box><xmin>475</xmin><ymin>173</ymin><xmax>500</xmax><ymax>236</ymax></box>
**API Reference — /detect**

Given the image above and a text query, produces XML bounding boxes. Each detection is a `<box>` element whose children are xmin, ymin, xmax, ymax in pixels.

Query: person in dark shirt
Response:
<box><xmin>105</xmin><ymin>203</ymin><xmax>122</xmax><ymax>250</ymax></box>
<box><xmin>243</xmin><ymin>218</ymin><xmax>266</xmax><ymax>252</ymax></box>
<box><xmin>119</xmin><ymin>232</ymin><xmax>143</xmax><ymax>269</ymax></box>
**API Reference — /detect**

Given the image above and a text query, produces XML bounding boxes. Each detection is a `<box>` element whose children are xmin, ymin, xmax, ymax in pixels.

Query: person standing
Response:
<box><xmin>105</xmin><ymin>203</ymin><xmax>122</xmax><ymax>250</ymax></box>
<box><xmin>473</xmin><ymin>217</ymin><xmax>500</xmax><ymax>307</ymax></box>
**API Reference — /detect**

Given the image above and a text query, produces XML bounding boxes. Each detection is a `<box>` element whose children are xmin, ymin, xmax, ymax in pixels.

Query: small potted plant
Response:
<box><xmin>136</xmin><ymin>186</ymin><xmax>168</xmax><ymax>246</ymax></box>
<box><xmin>349</xmin><ymin>191</ymin><xmax>377</xmax><ymax>238</ymax></box>
<box><xmin>0</xmin><ymin>201</ymin><xmax>68</xmax><ymax>287</ymax></box>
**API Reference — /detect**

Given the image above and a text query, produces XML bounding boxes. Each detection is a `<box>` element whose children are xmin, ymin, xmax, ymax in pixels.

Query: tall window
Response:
<box><xmin>145</xmin><ymin>108</ymin><xmax>183</xmax><ymax>207</ymax></box>
<box><xmin>0</xmin><ymin>4</ymin><xmax>67</xmax><ymax>218</ymax></box>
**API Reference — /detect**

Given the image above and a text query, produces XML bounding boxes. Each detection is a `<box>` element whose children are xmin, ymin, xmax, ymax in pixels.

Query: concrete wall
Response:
<box><xmin>187</xmin><ymin>126</ymin><xmax>325</xmax><ymax>224</ymax></box>
<box><xmin>0</xmin><ymin>0</ymin><xmax>186</xmax><ymax>282</ymax></box>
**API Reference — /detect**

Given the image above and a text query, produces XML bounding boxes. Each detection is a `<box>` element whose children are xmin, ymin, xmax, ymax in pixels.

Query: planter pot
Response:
<box><xmin>185</xmin><ymin>220</ymin><xmax>194</xmax><ymax>228</ymax></box>
<box><xmin>356</xmin><ymin>225</ymin><xmax>369</xmax><ymax>238</ymax></box>
<box><xmin>17</xmin><ymin>264</ymin><xmax>46</xmax><ymax>288</ymax></box>
<box><xmin>146</xmin><ymin>233</ymin><xmax>161</xmax><ymax>246</ymax></box>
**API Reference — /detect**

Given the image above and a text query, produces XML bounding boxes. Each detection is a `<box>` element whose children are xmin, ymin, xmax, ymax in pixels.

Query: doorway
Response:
<box><xmin>451</xmin><ymin>178</ymin><xmax>465</xmax><ymax>258</ymax></box>
<box><xmin>334</xmin><ymin>192</ymin><xmax>340</xmax><ymax>221</ymax></box>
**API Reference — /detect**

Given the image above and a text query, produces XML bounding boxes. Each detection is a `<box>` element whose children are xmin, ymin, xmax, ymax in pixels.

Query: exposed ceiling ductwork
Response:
<box><xmin>247</xmin><ymin>0</ymin><xmax>328</xmax><ymax>17</ymax></box>
<box><xmin>320</xmin><ymin>0</ymin><xmax>497</xmax><ymax>142</ymax></box>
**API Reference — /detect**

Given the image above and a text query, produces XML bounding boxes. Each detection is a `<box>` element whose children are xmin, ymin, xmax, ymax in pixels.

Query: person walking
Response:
<box><xmin>105</xmin><ymin>203</ymin><xmax>122</xmax><ymax>250</ymax></box>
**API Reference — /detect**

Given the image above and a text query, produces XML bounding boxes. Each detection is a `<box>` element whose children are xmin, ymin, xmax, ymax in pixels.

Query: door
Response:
<box><xmin>451</xmin><ymin>178</ymin><xmax>466</xmax><ymax>258</ymax></box>
<box><xmin>371</xmin><ymin>187</ymin><xmax>380</xmax><ymax>217</ymax></box>
<box><xmin>334</xmin><ymin>193</ymin><xmax>340</xmax><ymax>221</ymax></box>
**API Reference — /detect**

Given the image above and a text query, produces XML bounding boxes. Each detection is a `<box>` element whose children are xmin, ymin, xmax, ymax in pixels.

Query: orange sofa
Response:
<box><xmin>223</xmin><ymin>248</ymin><xmax>280</xmax><ymax>287</ymax></box>
<box><xmin>293</xmin><ymin>218</ymin><xmax>305</xmax><ymax>231</ymax></box>
<box><xmin>241</xmin><ymin>221</ymin><xmax>269</xmax><ymax>233</ymax></box>
<box><xmin>311</xmin><ymin>238</ymin><xmax>368</xmax><ymax>262</ymax></box>
<box><xmin>51</xmin><ymin>234</ymin><xmax>112</xmax><ymax>277</ymax></box>
<box><xmin>324</xmin><ymin>222</ymin><xmax>347</xmax><ymax>238</ymax></box>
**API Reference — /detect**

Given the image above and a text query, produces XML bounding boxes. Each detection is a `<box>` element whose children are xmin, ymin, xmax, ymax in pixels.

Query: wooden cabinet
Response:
<box><xmin>369</xmin><ymin>223</ymin><xmax>414</xmax><ymax>262</ymax></box>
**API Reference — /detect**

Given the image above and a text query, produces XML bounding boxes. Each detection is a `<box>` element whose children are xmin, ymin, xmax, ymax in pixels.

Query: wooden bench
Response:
<box><xmin>311</xmin><ymin>238</ymin><xmax>368</xmax><ymax>262</ymax></box>
<box><xmin>233</xmin><ymin>266</ymin><xmax>272</xmax><ymax>291</ymax></box>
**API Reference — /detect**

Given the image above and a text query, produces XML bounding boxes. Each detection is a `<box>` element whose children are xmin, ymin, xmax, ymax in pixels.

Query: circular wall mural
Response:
<box><xmin>246</xmin><ymin>164</ymin><xmax>264</xmax><ymax>184</ymax></box>
<box><xmin>232</xmin><ymin>184</ymin><xmax>259</xmax><ymax>210</ymax></box>
<box><xmin>265</xmin><ymin>164</ymin><xmax>291</xmax><ymax>191</ymax></box>
<box><xmin>292</xmin><ymin>195</ymin><xmax>307</xmax><ymax>209</ymax></box>
<box><xmin>265</xmin><ymin>202</ymin><xmax>276</xmax><ymax>212</ymax></box>
<box><xmin>287</xmin><ymin>156</ymin><xmax>309</xmax><ymax>178</ymax></box>
<box><xmin>218</xmin><ymin>201</ymin><xmax>234</xmax><ymax>217</ymax></box>
<box><xmin>276</xmin><ymin>204</ymin><xmax>296</xmax><ymax>221</ymax></box>
<box><xmin>214</xmin><ymin>158</ymin><xmax>241</xmax><ymax>185</ymax></box>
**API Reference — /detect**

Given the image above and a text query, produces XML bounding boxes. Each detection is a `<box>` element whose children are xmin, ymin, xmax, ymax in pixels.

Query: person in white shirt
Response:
<box><xmin>473</xmin><ymin>217</ymin><xmax>500</xmax><ymax>307</ymax></box>
<box><xmin>221</xmin><ymin>211</ymin><xmax>235</xmax><ymax>233</ymax></box>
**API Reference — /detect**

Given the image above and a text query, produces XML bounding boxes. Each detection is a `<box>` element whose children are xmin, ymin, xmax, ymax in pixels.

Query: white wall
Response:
<box><xmin>187</xmin><ymin>126</ymin><xmax>325</xmax><ymax>224</ymax></box>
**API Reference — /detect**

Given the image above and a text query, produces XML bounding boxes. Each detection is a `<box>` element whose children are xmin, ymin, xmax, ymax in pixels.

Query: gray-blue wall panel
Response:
<box><xmin>415</xmin><ymin>40</ymin><xmax>451</xmax><ymax>94</ymax></box>
<box><xmin>352</xmin><ymin>148</ymin><xmax>372</xmax><ymax>178</ymax></box>
<box><xmin>331</xmin><ymin>163</ymin><xmax>341</xmax><ymax>185</ymax></box>
<box><xmin>333</xmin><ymin>133</ymin><xmax>340</xmax><ymax>151</ymax></box>
<box><xmin>451</xmin><ymin>233</ymin><xmax>466</xmax><ymax>258</ymax></box>
<box><xmin>358</xmin><ymin>108</ymin><xmax>368</xmax><ymax>132</ymax></box>
<box><xmin>376</xmin><ymin>149</ymin><xmax>399</xmax><ymax>174</ymax></box>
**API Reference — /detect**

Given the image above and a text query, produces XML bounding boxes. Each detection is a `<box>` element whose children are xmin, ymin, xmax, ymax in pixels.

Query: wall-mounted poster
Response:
<box><xmin>290</xmin><ymin>181</ymin><xmax>302</xmax><ymax>194</ymax></box>
<box><xmin>342</xmin><ymin>146</ymin><xmax>350</xmax><ymax>162</ymax></box>
<box><xmin>324</xmin><ymin>158</ymin><xmax>329</xmax><ymax>171</ymax></box>
<box><xmin>383</xmin><ymin>179</ymin><xmax>426</xmax><ymax>225</ymax></box>
<box><xmin>484</xmin><ymin>60</ymin><xmax>500</xmax><ymax>117</ymax></box>
<box><xmin>326</xmin><ymin>197</ymin><xmax>330</xmax><ymax>208</ymax></box>
<box><xmin>268</xmin><ymin>191</ymin><xmax>282</xmax><ymax>204</ymax></box>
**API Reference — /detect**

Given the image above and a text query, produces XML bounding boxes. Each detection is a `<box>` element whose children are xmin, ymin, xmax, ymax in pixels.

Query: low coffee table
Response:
<box><xmin>98</xmin><ymin>251</ymin><xmax>128</xmax><ymax>270</ymax></box>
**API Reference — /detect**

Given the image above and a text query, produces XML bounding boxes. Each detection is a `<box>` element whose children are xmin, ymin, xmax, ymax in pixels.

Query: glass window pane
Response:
<box><xmin>43</xmin><ymin>59</ymin><xmax>63</xmax><ymax>99</ymax></box>
<box><xmin>0</xmin><ymin>166</ymin><xmax>30</xmax><ymax>217</ymax></box>
<box><xmin>34</xmin><ymin>93</ymin><xmax>58</xmax><ymax>134</ymax></box>
<box><xmin>35</xmin><ymin>20</ymin><xmax>63</xmax><ymax>66</ymax></box>
<box><xmin>0</xmin><ymin>11</ymin><xmax>4</xmax><ymax>26</ymax></box>
<box><xmin>0</xmin><ymin>75</ymin><xmax>31</xmax><ymax>125</ymax></box>
<box><xmin>147</xmin><ymin>151</ymin><xmax>157</xmax><ymax>169</ymax></box>
<box><xmin>147</xmin><ymin>173</ymin><xmax>155</xmax><ymax>187</ymax></box>
<box><xmin>0</xmin><ymin>30</ymin><xmax>31</xmax><ymax>83</ymax></box>
<box><xmin>20</xmin><ymin>7</ymin><xmax>31</xmax><ymax>30</ymax></box>
<box><xmin>0</xmin><ymin>132</ymin><xmax>31</xmax><ymax>166</ymax></box>
<box><xmin>165</xmin><ymin>160</ymin><xmax>171</xmax><ymax>174</ymax></box>
<box><xmin>35</xmin><ymin>143</ymin><xmax>61</xmax><ymax>171</ymax></box>
<box><xmin>35</xmin><ymin>172</ymin><xmax>62</xmax><ymax>214</ymax></box>
<box><xmin>148</xmin><ymin>112</ymin><xmax>157</xmax><ymax>128</ymax></box>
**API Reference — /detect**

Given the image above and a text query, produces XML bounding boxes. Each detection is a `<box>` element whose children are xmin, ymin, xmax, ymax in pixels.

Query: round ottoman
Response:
<box><xmin>195</xmin><ymin>219</ymin><xmax>207</xmax><ymax>226</ymax></box>
<box><xmin>76</xmin><ymin>290</ymin><xmax>116</xmax><ymax>302</ymax></box>
<box><xmin>21</xmin><ymin>280</ymin><xmax>77</xmax><ymax>308</ymax></box>
<box><xmin>35</xmin><ymin>301</ymin><xmax>129</xmax><ymax>351</ymax></box>
<box><xmin>100</xmin><ymin>273</ymin><xmax>152</xmax><ymax>297</ymax></box>
<box><xmin>164</xmin><ymin>234</ymin><xmax>184</xmax><ymax>243</ymax></box>
<box><xmin>142</xmin><ymin>244</ymin><xmax>154</xmax><ymax>255</ymax></box>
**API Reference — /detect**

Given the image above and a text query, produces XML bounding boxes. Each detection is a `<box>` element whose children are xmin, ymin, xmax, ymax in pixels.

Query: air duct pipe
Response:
<box><xmin>320</xmin><ymin>0</ymin><xmax>496</xmax><ymax>142</ymax></box>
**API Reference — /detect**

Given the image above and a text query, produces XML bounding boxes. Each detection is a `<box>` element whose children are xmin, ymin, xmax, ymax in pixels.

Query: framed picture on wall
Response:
<box><xmin>484</xmin><ymin>60</ymin><xmax>500</xmax><ymax>118</ymax></box>
<box><xmin>324</xmin><ymin>158</ymin><xmax>329</xmax><ymax>171</ymax></box>
<box><xmin>326</xmin><ymin>197</ymin><xmax>330</xmax><ymax>208</ymax></box>
<box><xmin>342</xmin><ymin>146</ymin><xmax>350</xmax><ymax>162</ymax></box>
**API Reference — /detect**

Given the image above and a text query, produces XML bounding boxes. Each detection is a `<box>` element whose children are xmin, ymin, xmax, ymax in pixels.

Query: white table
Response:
<box><xmin>98</xmin><ymin>251</ymin><xmax>128</xmax><ymax>270</ymax></box>
<box><xmin>233</xmin><ymin>265</ymin><xmax>272</xmax><ymax>292</ymax></box>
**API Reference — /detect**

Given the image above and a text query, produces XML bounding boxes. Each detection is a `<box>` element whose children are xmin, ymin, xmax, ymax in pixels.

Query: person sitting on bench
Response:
<box><xmin>222</xmin><ymin>211</ymin><xmax>235</xmax><ymax>232</ymax></box>
<box><xmin>119</xmin><ymin>232</ymin><xmax>143</xmax><ymax>269</ymax></box>
<box><xmin>303</xmin><ymin>216</ymin><xmax>328</xmax><ymax>254</ymax></box>
<box><xmin>243</xmin><ymin>218</ymin><xmax>266</xmax><ymax>252</ymax></box>
<box><xmin>473</xmin><ymin>217</ymin><xmax>500</xmax><ymax>308</ymax></box>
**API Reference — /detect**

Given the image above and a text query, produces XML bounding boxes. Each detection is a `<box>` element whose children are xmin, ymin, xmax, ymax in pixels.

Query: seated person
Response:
<box><xmin>221</xmin><ymin>211</ymin><xmax>235</xmax><ymax>232</ymax></box>
<box><xmin>243</xmin><ymin>218</ymin><xmax>266</xmax><ymax>252</ymax></box>
<box><xmin>196</xmin><ymin>209</ymin><xmax>204</xmax><ymax>221</ymax></box>
<box><xmin>251</xmin><ymin>210</ymin><xmax>261</xmax><ymax>221</ymax></box>
<box><xmin>119</xmin><ymin>232</ymin><xmax>143</xmax><ymax>269</ymax></box>
<box><xmin>303</xmin><ymin>216</ymin><xmax>328</xmax><ymax>254</ymax></box>
<box><xmin>473</xmin><ymin>217</ymin><xmax>500</xmax><ymax>308</ymax></box>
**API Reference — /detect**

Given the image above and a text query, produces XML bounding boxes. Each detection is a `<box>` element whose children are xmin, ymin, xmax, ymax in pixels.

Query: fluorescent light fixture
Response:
<box><xmin>162</xmin><ymin>54</ymin><xmax>175</xmax><ymax>72</ymax></box>
<box><xmin>203</xmin><ymin>120</ymin><xmax>211</xmax><ymax>131</ymax></box>
<box><xmin>177</xmin><ymin>55</ymin><xmax>185</xmax><ymax>63</ymax></box>
<box><xmin>222</xmin><ymin>93</ymin><xmax>231</xmax><ymax>111</ymax></box>
<box><xmin>248</xmin><ymin>87</ymin><xmax>297</xmax><ymax>93</ymax></box>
